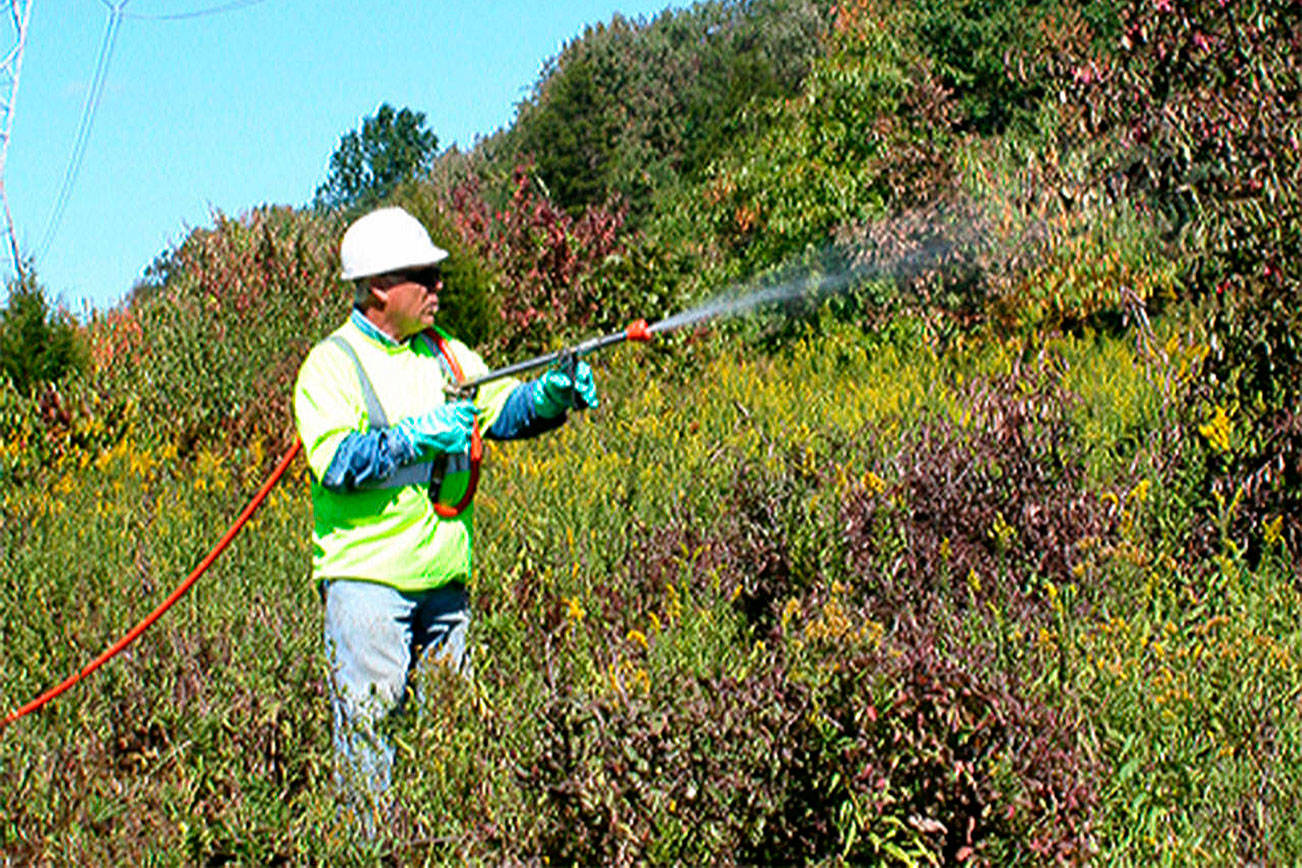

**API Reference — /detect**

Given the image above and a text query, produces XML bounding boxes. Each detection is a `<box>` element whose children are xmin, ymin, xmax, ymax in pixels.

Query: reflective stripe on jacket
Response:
<box><xmin>293</xmin><ymin>313</ymin><xmax>516</xmax><ymax>592</ymax></box>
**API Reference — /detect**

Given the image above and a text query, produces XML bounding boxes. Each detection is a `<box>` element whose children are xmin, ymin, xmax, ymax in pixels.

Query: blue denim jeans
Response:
<box><xmin>322</xmin><ymin>578</ymin><xmax>469</xmax><ymax>815</ymax></box>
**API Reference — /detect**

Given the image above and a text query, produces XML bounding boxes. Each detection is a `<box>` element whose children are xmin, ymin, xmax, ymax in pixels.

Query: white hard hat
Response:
<box><xmin>339</xmin><ymin>207</ymin><xmax>449</xmax><ymax>280</ymax></box>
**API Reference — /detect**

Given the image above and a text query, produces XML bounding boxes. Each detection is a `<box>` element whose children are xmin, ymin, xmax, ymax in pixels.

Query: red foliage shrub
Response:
<box><xmin>505</xmin><ymin>369</ymin><xmax>1109</xmax><ymax>863</ymax></box>
<box><xmin>448</xmin><ymin>164</ymin><xmax>635</xmax><ymax>355</ymax></box>
<box><xmin>842</xmin><ymin>376</ymin><xmax>1120</xmax><ymax>619</ymax></box>
<box><xmin>778</xmin><ymin>622</ymin><xmax>1097</xmax><ymax>865</ymax></box>
<box><xmin>515</xmin><ymin>612</ymin><xmax>1096</xmax><ymax>864</ymax></box>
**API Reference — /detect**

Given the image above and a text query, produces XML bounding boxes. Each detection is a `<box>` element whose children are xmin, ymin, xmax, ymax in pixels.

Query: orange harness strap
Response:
<box><xmin>429</xmin><ymin>331</ymin><xmax>482</xmax><ymax>518</ymax></box>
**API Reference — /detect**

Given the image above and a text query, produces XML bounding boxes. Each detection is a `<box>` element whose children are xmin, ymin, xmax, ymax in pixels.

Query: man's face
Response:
<box><xmin>378</xmin><ymin>267</ymin><xmax>443</xmax><ymax>339</ymax></box>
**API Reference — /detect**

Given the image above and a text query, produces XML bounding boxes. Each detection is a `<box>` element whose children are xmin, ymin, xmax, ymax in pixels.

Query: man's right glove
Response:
<box><xmin>393</xmin><ymin>401</ymin><xmax>478</xmax><ymax>460</ymax></box>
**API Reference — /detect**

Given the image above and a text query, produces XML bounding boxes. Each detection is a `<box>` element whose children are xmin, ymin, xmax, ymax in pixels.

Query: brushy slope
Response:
<box><xmin>3</xmin><ymin>314</ymin><xmax>1300</xmax><ymax>863</ymax></box>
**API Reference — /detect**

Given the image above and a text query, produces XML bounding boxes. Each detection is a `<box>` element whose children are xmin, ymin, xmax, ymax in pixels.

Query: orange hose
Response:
<box><xmin>1</xmin><ymin>439</ymin><xmax>303</xmax><ymax>729</ymax></box>
<box><xmin>429</xmin><ymin>330</ymin><xmax>481</xmax><ymax>518</ymax></box>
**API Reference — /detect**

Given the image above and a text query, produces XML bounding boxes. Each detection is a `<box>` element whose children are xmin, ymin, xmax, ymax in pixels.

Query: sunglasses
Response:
<box><xmin>390</xmin><ymin>267</ymin><xmax>443</xmax><ymax>287</ymax></box>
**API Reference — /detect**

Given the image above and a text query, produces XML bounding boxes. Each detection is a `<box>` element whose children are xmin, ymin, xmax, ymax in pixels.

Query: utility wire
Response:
<box><xmin>34</xmin><ymin>0</ymin><xmax>271</xmax><ymax>266</ymax></box>
<box><xmin>35</xmin><ymin>1</ymin><xmax>126</xmax><ymax>266</ymax></box>
<box><xmin>122</xmin><ymin>0</ymin><xmax>269</xmax><ymax>21</ymax></box>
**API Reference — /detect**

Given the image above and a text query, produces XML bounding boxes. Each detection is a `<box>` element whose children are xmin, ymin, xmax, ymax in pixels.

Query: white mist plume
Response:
<box><xmin>647</xmin><ymin>196</ymin><xmax>1026</xmax><ymax>335</ymax></box>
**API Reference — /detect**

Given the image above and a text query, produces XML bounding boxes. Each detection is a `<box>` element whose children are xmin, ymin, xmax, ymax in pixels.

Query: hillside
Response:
<box><xmin>1</xmin><ymin>0</ymin><xmax>1299</xmax><ymax>862</ymax></box>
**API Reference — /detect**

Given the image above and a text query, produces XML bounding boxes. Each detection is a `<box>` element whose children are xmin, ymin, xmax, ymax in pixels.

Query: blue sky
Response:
<box><xmin>6</xmin><ymin>0</ymin><xmax>679</xmax><ymax>311</ymax></box>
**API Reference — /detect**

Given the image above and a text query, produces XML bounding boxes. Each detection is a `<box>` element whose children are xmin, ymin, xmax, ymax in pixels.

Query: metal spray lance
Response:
<box><xmin>443</xmin><ymin>318</ymin><xmax>654</xmax><ymax>401</ymax></box>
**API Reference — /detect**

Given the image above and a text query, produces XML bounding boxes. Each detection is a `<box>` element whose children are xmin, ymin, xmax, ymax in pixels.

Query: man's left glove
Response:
<box><xmin>393</xmin><ymin>401</ymin><xmax>478</xmax><ymax>460</ymax></box>
<box><xmin>533</xmin><ymin>361</ymin><xmax>599</xmax><ymax>419</ymax></box>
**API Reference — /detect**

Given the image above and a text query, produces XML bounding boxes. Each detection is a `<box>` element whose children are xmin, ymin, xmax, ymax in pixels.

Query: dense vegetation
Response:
<box><xmin>1</xmin><ymin>0</ymin><xmax>1299</xmax><ymax>862</ymax></box>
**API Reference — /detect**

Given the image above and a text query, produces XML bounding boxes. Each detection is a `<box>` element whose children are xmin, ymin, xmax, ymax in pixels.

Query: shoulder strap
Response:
<box><xmin>324</xmin><ymin>334</ymin><xmax>388</xmax><ymax>429</ymax></box>
<box><xmin>323</xmin><ymin>333</ymin><xmax>431</xmax><ymax>490</ymax></box>
<box><xmin>322</xmin><ymin>330</ymin><xmax>478</xmax><ymax>506</ymax></box>
<box><xmin>419</xmin><ymin>332</ymin><xmax>459</xmax><ymax>386</ymax></box>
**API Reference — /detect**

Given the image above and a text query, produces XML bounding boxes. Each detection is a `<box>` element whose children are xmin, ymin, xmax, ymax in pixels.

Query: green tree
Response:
<box><xmin>0</xmin><ymin>271</ymin><xmax>84</xmax><ymax>394</ymax></box>
<box><xmin>671</xmin><ymin>1</ymin><xmax>958</xmax><ymax>280</ymax></box>
<box><xmin>314</xmin><ymin>103</ymin><xmax>439</xmax><ymax>214</ymax></box>
<box><xmin>506</xmin><ymin>1</ymin><xmax>829</xmax><ymax>220</ymax></box>
<box><xmin>912</xmin><ymin>0</ymin><xmax>1118</xmax><ymax>135</ymax></box>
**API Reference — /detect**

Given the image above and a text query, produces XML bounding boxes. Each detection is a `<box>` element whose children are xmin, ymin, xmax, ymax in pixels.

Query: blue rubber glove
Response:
<box><xmin>533</xmin><ymin>362</ymin><xmax>599</xmax><ymax>419</ymax></box>
<box><xmin>392</xmin><ymin>401</ymin><xmax>478</xmax><ymax>459</ymax></box>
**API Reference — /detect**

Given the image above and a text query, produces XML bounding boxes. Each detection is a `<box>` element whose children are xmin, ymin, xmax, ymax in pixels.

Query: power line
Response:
<box><xmin>35</xmin><ymin>1</ymin><xmax>126</xmax><ymax>266</ymax></box>
<box><xmin>122</xmin><ymin>0</ymin><xmax>270</xmax><ymax>21</ymax></box>
<box><xmin>35</xmin><ymin>0</ymin><xmax>271</xmax><ymax>269</ymax></box>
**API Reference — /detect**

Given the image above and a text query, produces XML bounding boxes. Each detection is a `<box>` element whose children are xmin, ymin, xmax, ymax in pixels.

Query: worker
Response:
<box><xmin>293</xmin><ymin>206</ymin><xmax>597</xmax><ymax>823</ymax></box>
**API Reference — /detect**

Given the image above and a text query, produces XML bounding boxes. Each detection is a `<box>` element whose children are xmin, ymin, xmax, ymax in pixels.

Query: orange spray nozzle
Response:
<box><xmin>626</xmin><ymin>319</ymin><xmax>653</xmax><ymax>342</ymax></box>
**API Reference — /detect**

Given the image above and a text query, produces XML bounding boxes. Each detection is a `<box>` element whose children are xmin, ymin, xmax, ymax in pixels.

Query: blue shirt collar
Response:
<box><xmin>351</xmin><ymin>308</ymin><xmax>401</xmax><ymax>347</ymax></box>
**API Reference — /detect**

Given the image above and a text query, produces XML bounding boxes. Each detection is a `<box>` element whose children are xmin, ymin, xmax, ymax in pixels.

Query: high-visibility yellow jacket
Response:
<box><xmin>293</xmin><ymin>312</ymin><xmax>517</xmax><ymax>592</ymax></box>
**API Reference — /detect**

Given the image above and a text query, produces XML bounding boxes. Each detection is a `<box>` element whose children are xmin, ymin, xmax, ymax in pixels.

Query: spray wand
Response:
<box><xmin>445</xmin><ymin>318</ymin><xmax>654</xmax><ymax>400</ymax></box>
<box><xmin>448</xmin><ymin>261</ymin><xmax>859</xmax><ymax>399</ymax></box>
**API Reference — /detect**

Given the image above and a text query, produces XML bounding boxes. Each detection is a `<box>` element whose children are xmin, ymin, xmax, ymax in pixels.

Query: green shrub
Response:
<box><xmin>0</xmin><ymin>271</ymin><xmax>86</xmax><ymax>395</ymax></box>
<box><xmin>101</xmin><ymin>206</ymin><xmax>343</xmax><ymax>455</ymax></box>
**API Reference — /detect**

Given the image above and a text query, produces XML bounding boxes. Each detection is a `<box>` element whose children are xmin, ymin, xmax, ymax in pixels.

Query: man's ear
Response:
<box><xmin>367</xmin><ymin>276</ymin><xmax>389</xmax><ymax>306</ymax></box>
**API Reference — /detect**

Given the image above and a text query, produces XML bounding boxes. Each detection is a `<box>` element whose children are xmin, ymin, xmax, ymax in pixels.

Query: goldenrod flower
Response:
<box><xmin>1198</xmin><ymin>405</ymin><xmax>1233</xmax><ymax>453</ymax></box>
<box><xmin>1264</xmin><ymin>515</ymin><xmax>1283</xmax><ymax>546</ymax></box>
